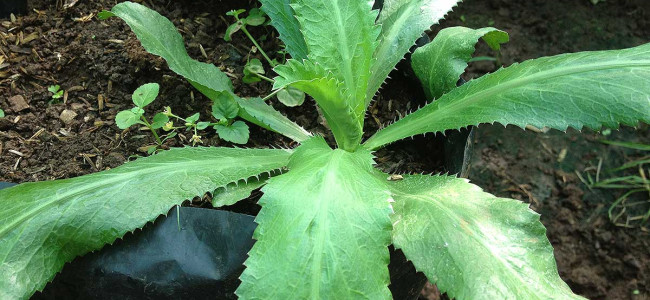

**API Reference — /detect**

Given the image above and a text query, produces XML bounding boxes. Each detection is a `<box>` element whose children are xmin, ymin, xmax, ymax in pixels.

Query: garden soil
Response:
<box><xmin>0</xmin><ymin>0</ymin><xmax>648</xmax><ymax>299</ymax></box>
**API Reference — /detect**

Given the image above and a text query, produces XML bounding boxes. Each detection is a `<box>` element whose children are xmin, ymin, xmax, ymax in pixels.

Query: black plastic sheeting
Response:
<box><xmin>33</xmin><ymin>207</ymin><xmax>257</xmax><ymax>300</ymax></box>
<box><xmin>0</xmin><ymin>0</ymin><xmax>27</xmax><ymax>18</ymax></box>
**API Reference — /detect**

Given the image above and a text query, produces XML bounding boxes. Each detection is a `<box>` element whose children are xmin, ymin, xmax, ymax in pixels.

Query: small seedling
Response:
<box><xmin>116</xmin><ymin>83</ymin><xmax>250</xmax><ymax>154</ymax></box>
<box><xmin>226</xmin><ymin>8</ymin><xmax>305</xmax><ymax>107</ymax></box>
<box><xmin>47</xmin><ymin>85</ymin><xmax>64</xmax><ymax>103</ymax></box>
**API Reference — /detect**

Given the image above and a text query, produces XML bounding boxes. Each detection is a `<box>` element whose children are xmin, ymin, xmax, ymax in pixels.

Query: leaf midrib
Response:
<box><xmin>366</xmin><ymin>59</ymin><xmax>650</xmax><ymax>149</ymax></box>
<box><xmin>402</xmin><ymin>192</ymin><xmax>545</xmax><ymax>299</ymax></box>
<box><xmin>0</xmin><ymin>156</ymin><xmax>272</xmax><ymax>241</ymax></box>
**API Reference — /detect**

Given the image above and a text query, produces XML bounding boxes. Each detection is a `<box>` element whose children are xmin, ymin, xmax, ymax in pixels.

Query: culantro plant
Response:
<box><xmin>1</xmin><ymin>0</ymin><xmax>649</xmax><ymax>299</ymax></box>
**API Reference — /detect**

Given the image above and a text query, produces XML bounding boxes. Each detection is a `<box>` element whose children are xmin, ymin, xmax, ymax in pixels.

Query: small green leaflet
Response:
<box><xmin>277</xmin><ymin>86</ymin><xmax>305</xmax><ymax>107</ymax></box>
<box><xmin>242</xmin><ymin>59</ymin><xmax>265</xmax><ymax>84</ymax></box>
<box><xmin>367</xmin><ymin>0</ymin><xmax>462</xmax><ymax>105</ymax></box>
<box><xmin>365</xmin><ymin>42</ymin><xmax>650</xmax><ymax>150</ymax></box>
<box><xmin>412</xmin><ymin>26</ymin><xmax>509</xmax><ymax>100</ymax></box>
<box><xmin>132</xmin><ymin>83</ymin><xmax>160</xmax><ymax>108</ymax></box>
<box><xmin>0</xmin><ymin>109</ymin><xmax>4</xmax><ymax>118</ymax></box>
<box><xmin>237</xmin><ymin>137</ymin><xmax>393</xmax><ymax>299</ymax></box>
<box><xmin>389</xmin><ymin>175</ymin><xmax>585</xmax><ymax>300</ymax></box>
<box><xmin>0</xmin><ymin>147</ymin><xmax>292</xmax><ymax>300</ymax></box>
<box><xmin>212</xmin><ymin>92</ymin><xmax>240</xmax><ymax>120</ymax></box>
<box><xmin>259</xmin><ymin>0</ymin><xmax>308</xmax><ymax>60</ymax></box>
<box><xmin>151</xmin><ymin>113</ymin><xmax>169</xmax><ymax>129</ymax></box>
<box><xmin>212</xmin><ymin>176</ymin><xmax>267</xmax><ymax>208</ymax></box>
<box><xmin>115</xmin><ymin>110</ymin><xmax>142</xmax><ymax>129</ymax></box>
<box><xmin>215</xmin><ymin>121</ymin><xmax>250</xmax><ymax>144</ymax></box>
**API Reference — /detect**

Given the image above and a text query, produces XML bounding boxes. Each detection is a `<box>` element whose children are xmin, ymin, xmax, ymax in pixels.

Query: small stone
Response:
<box><xmin>59</xmin><ymin>109</ymin><xmax>78</xmax><ymax>124</ymax></box>
<box><xmin>9</xmin><ymin>95</ymin><xmax>29</xmax><ymax>112</ymax></box>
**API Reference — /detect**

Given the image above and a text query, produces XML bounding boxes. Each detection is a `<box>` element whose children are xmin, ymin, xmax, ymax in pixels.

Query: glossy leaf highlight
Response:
<box><xmin>389</xmin><ymin>175</ymin><xmax>585</xmax><ymax>300</ymax></box>
<box><xmin>365</xmin><ymin>43</ymin><xmax>650</xmax><ymax>149</ymax></box>
<box><xmin>0</xmin><ymin>147</ymin><xmax>291</xmax><ymax>300</ymax></box>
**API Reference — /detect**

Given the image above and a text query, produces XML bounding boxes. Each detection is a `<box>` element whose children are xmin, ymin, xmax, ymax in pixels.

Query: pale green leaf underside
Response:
<box><xmin>291</xmin><ymin>0</ymin><xmax>379</xmax><ymax>120</ymax></box>
<box><xmin>238</xmin><ymin>137</ymin><xmax>393</xmax><ymax>299</ymax></box>
<box><xmin>368</xmin><ymin>0</ymin><xmax>462</xmax><ymax>105</ymax></box>
<box><xmin>234</xmin><ymin>97</ymin><xmax>312</xmax><ymax>143</ymax></box>
<box><xmin>412</xmin><ymin>26</ymin><xmax>509</xmax><ymax>100</ymax></box>
<box><xmin>212</xmin><ymin>176</ymin><xmax>267</xmax><ymax>208</ymax></box>
<box><xmin>110</xmin><ymin>2</ymin><xmax>310</xmax><ymax>143</ymax></box>
<box><xmin>389</xmin><ymin>175</ymin><xmax>585</xmax><ymax>300</ymax></box>
<box><xmin>365</xmin><ymin>43</ymin><xmax>650</xmax><ymax>150</ymax></box>
<box><xmin>274</xmin><ymin>60</ymin><xmax>361</xmax><ymax>149</ymax></box>
<box><xmin>0</xmin><ymin>147</ymin><xmax>291</xmax><ymax>300</ymax></box>
<box><xmin>259</xmin><ymin>0</ymin><xmax>308</xmax><ymax>60</ymax></box>
<box><xmin>110</xmin><ymin>2</ymin><xmax>233</xmax><ymax>93</ymax></box>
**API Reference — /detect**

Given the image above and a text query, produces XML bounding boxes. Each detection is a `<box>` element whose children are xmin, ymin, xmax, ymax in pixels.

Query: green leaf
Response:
<box><xmin>368</xmin><ymin>0</ymin><xmax>461</xmax><ymax>105</ymax></box>
<box><xmin>244</xmin><ymin>58</ymin><xmax>265</xmax><ymax>75</ymax></box>
<box><xmin>244</xmin><ymin>8</ymin><xmax>266</xmax><ymax>26</ymax></box>
<box><xmin>224</xmin><ymin>22</ymin><xmax>242</xmax><ymax>42</ymax></box>
<box><xmin>185</xmin><ymin>113</ymin><xmax>200</xmax><ymax>125</ymax></box>
<box><xmin>212</xmin><ymin>176</ymin><xmax>267</xmax><ymax>208</ymax></box>
<box><xmin>132</xmin><ymin>83</ymin><xmax>160</xmax><ymax>108</ymax></box>
<box><xmin>237</xmin><ymin>137</ymin><xmax>393</xmax><ymax>299</ymax></box>
<box><xmin>151</xmin><ymin>113</ymin><xmax>169</xmax><ymax>129</ymax></box>
<box><xmin>235</xmin><ymin>97</ymin><xmax>311</xmax><ymax>143</ymax></box>
<box><xmin>130</xmin><ymin>107</ymin><xmax>145</xmax><ymax>116</ymax></box>
<box><xmin>274</xmin><ymin>60</ymin><xmax>361</xmax><ymax>150</ymax></box>
<box><xmin>0</xmin><ymin>147</ymin><xmax>292</xmax><ymax>300</ymax></box>
<box><xmin>115</xmin><ymin>110</ymin><xmax>141</xmax><ymax>129</ymax></box>
<box><xmin>412</xmin><ymin>27</ymin><xmax>509</xmax><ymax>100</ymax></box>
<box><xmin>196</xmin><ymin>122</ymin><xmax>210</xmax><ymax>130</ymax></box>
<box><xmin>259</xmin><ymin>0</ymin><xmax>308</xmax><ymax>60</ymax></box>
<box><xmin>215</xmin><ymin>121</ymin><xmax>250</xmax><ymax>144</ymax></box>
<box><xmin>211</xmin><ymin>92</ymin><xmax>240</xmax><ymax>120</ymax></box>
<box><xmin>97</xmin><ymin>10</ymin><xmax>115</xmax><ymax>20</ymax></box>
<box><xmin>389</xmin><ymin>175</ymin><xmax>585</xmax><ymax>300</ymax></box>
<box><xmin>365</xmin><ymin>43</ymin><xmax>650</xmax><ymax>150</ymax></box>
<box><xmin>0</xmin><ymin>109</ymin><xmax>4</xmax><ymax>118</ymax></box>
<box><xmin>107</xmin><ymin>2</ymin><xmax>233</xmax><ymax>94</ymax></box>
<box><xmin>47</xmin><ymin>85</ymin><xmax>60</xmax><ymax>93</ymax></box>
<box><xmin>242</xmin><ymin>59</ymin><xmax>265</xmax><ymax>84</ymax></box>
<box><xmin>277</xmin><ymin>86</ymin><xmax>305</xmax><ymax>107</ymax></box>
<box><xmin>290</xmin><ymin>0</ymin><xmax>379</xmax><ymax>120</ymax></box>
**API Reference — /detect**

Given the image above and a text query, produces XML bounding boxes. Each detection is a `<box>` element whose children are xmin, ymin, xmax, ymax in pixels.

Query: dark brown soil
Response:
<box><xmin>0</xmin><ymin>0</ymin><xmax>648</xmax><ymax>299</ymax></box>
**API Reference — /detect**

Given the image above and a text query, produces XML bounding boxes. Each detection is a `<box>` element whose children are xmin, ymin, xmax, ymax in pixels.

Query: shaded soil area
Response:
<box><xmin>0</xmin><ymin>0</ymin><xmax>647</xmax><ymax>299</ymax></box>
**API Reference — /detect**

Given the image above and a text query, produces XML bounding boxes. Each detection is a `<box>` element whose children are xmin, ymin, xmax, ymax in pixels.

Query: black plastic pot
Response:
<box><xmin>0</xmin><ymin>0</ymin><xmax>27</xmax><ymax>18</ymax></box>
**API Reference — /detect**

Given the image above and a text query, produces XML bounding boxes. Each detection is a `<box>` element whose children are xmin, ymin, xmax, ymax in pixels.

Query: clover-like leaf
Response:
<box><xmin>276</xmin><ymin>86</ymin><xmax>305</xmax><ymax>107</ymax></box>
<box><xmin>115</xmin><ymin>110</ymin><xmax>141</xmax><ymax>129</ymax></box>
<box><xmin>132</xmin><ymin>83</ymin><xmax>160</xmax><ymax>108</ymax></box>
<box><xmin>151</xmin><ymin>113</ymin><xmax>169</xmax><ymax>129</ymax></box>
<box><xmin>212</xmin><ymin>93</ymin><xmax>240</xmax><ymax>120</ymax></box>
<box><xmin>215</xmin><ymin>121</ymin><xmax>250</xmax><ymax>144</ymax></box>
